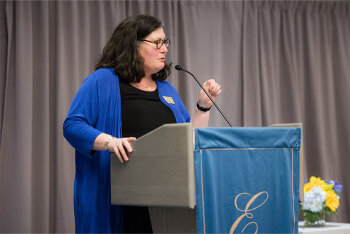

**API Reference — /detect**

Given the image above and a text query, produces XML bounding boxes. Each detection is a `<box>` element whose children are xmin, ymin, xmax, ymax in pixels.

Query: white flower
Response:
<box><xmin>302</xmin><ymin>186</ymin><xmax>326</xmax><ymax>213</ymax></box>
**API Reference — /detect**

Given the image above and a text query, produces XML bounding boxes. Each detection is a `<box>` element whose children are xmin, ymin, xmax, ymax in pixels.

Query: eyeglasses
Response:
<box><xmin>139</xmin><ymin>38</ymin><xmax>170</xmax><ymax>49</ymax></box>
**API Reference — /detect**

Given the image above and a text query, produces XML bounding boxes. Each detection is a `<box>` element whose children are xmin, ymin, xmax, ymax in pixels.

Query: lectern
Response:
<box><xmin>110</xmin><ymin>123</ymin><xmax>301</xmax><ymax>233</ymax></box>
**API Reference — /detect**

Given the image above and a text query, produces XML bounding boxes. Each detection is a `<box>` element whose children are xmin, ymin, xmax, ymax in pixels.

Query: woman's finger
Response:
<box><xmin>127</xmin><ymin>137</ymin><xmax>137</xmax><ymax>143</ymax></box>
<box><xmin>211</xmin><ymin>85</ymin><xmax>221</xmax><ymax>95</ymax></box>
<box><xmin>122</xmin><ymin>138</ymin><xmax>134</xmax><ymax>154</ymax></box>
<box><xmin>117</xmin><ymin>142</ymin><xmax>129</xmax><ymax>162</ymax></box>
<box><xmin>113</xmin><ymin>148</ymin><xmax>125</xmax><ymax>163</ymax></box>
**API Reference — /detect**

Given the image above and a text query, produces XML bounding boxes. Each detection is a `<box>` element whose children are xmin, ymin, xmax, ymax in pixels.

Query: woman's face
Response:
<box><xmin>138</xmin><ymin>27</ymin><xmax>168</xmax><ymax>77</ymax></box>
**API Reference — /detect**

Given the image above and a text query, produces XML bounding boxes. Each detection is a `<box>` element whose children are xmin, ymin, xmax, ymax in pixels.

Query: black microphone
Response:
<box><xmin>175</xmin><ymin>65</ymin><xmax>233</xmax><ymax>127</ymax></box>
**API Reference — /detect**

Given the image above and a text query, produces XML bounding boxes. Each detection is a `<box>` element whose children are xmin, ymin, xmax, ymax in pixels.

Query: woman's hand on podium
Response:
<box><xmin>107</xmin><ymin>137</ymin><xmax>136</xmax><ymax>163</ymax></box>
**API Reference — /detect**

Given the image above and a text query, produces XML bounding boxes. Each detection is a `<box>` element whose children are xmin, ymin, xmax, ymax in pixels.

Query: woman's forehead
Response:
<box><xmin>146</xmin><ymin>27</ymin><xmax>166</xmax><ymax>39</ymax></box>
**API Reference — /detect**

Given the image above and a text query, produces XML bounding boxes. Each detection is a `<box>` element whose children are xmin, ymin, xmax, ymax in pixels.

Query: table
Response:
<box><xmin>299</xmin><ymin>221</ymin><xmax>350</xmax><ymax>234</ymax></box>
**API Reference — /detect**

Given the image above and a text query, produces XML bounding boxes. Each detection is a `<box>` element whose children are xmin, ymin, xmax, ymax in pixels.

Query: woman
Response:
<box><xmin>63</xmin><ymin>15</ymin><xmax>221</xmax><ymax>233</ymax></box>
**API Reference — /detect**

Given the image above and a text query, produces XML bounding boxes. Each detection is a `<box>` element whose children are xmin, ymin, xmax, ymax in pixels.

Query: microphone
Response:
<box><xmin>175</xmin><ymin>65</ymin><xmax>233</xmax><ymax>127</ymax></box>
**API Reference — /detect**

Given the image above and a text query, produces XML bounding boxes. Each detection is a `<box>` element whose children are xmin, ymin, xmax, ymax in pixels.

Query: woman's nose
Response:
<box><xmin>160</xmin><ymin>44</ymin><xmax>168</xmax><ymax>53</ymax></box>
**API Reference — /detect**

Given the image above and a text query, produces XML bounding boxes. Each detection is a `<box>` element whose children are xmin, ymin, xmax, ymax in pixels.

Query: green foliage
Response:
<box><xmin>303</xmin><ymin>210</ymin><xmax>324</xmax><ymax>224</ymax></box>
<box><xmin>325</xmin><ymin>206</ymin><xmax>337</xmax><ymax>216</ymax></box>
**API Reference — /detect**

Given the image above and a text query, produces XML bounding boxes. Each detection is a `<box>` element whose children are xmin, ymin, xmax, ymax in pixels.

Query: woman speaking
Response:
<box><xmin>63</xmin><ymin>15</ymin><xmax>221</xmax><ymax>233</ymax></box>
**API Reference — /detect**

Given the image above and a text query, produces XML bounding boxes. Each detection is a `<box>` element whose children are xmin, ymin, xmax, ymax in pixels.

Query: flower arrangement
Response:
<box><xmin>301</xmin><ymin>176</ymin><xmax>342</xmax><ymax>226</ymax></box>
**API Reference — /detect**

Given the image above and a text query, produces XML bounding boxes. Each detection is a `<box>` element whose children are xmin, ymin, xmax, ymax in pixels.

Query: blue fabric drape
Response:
<box><xmin>194</xmin><ymin>127</ymin><xmax>300</xmax><ymax>233</ymax></box>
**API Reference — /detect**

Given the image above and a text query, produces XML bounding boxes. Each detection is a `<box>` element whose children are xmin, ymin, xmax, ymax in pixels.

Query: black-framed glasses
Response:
<box><xmin>139</xmin><ymin>38</ymin><xmax>170</xmax><ymax>49</ymax></box>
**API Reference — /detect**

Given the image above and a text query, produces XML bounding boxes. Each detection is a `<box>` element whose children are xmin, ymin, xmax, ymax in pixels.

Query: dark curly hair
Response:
<box><xmin>95</xmin><ymin>15</ymin><xmax>171</xmax><ymax>83</ymax></box>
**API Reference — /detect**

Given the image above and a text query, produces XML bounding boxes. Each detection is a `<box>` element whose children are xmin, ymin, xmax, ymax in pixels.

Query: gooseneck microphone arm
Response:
<box><xmin>175</xmin><ymin>65</ymin><xmax>233</xmax><ymax>127</ymax></box>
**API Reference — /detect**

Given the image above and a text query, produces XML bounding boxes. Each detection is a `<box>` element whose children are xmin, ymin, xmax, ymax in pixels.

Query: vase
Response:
<box><xmin>303</xmin><ymin>209</ymin><xmax>326</xmax><ymax>227</ymax></box>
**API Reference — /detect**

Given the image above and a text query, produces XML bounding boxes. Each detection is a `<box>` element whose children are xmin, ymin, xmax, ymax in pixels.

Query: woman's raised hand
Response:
<box><xmin>197</xmin><ymin>79</ymin><xmax>222</xmax><ymax>108</ymax></box>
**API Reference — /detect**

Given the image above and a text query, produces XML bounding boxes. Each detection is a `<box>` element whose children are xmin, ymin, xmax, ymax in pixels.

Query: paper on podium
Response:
<box><xmin>110</xmin><ymin>123</ymin><xmax>196</xmax><ymax>208</ymax></box>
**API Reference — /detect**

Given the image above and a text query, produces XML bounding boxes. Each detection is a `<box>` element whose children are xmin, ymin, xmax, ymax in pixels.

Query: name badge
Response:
<box><xmin>163</xmin><ymin>96</ymin><xmax>175</xmax><ymax>104</ymax></box>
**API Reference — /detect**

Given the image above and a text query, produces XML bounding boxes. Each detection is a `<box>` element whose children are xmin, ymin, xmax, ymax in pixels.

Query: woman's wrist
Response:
<box><xmin>104</xmin><ymin>135</ymin><xmax>114</xmax><ymax>151</ymax></box>
<box><xmin>197</xmin><ymin>102</ymin><xmax>212</xmax><ymax>112</ymax></box>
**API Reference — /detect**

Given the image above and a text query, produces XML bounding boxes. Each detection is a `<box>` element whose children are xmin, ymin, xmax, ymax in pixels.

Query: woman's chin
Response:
<box><xmin>154</xmin><ymin>65</ymin><xmax>165</xmax><ymax>73</ymax></box>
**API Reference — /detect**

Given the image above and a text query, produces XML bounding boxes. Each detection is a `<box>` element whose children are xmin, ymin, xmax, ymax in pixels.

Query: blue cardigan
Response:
<box><xmin>63</xmin><ymin>68</ymin><xmax>191</xmax><ymax>233</ymax></box>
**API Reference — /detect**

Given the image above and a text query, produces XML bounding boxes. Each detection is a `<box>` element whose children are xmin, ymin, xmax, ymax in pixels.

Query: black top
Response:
<box><xmin>118</xmin><ymin>79</ymin><xmax>176</xmax><ymax>233</ymax></box>
<box><xmin>119</xmin><ymin>79</ymin><xmax>176</xmax><ymax>138</ymax></box>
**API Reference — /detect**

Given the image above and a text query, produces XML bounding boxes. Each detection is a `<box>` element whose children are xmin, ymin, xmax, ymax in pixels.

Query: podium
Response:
<box><xmin>110</xmin><ymin>123</ymin><xmax>301</xmax><ymax>233</ymax></box>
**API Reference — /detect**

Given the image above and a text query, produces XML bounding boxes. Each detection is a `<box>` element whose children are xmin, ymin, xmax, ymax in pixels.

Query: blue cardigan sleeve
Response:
<box><xmin>177</xmin><ymin>94</ymin><xmax>191</xmax><ymax>123</ymax></box>
<box><xmin>63</xmin><ymin>73</ymin><xmax>103</xmax><ymax>156</ymax></box>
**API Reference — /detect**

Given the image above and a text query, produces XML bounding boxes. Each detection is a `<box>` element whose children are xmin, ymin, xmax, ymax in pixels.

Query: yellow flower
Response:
<box><xmin>305</xmin><ymin>176</ymin><xmax>334</xmax><ymax>191</ymax></box>
<box><xmin>326</xmin><ymin>190</ymin><xmax>339</xmax><ymax>212</ymax></box>
<box><xmin>310</xmin><ymin>176</ymin><xmax>328</xmax><ymax>189</ymax></box>
<box><xmin>304</xmin><ymin>183</ymin><xmax>312</xmax><ymax>193</ymax></box>
<box><xmin>304</xmin><ymin>176</ymin><xmax>329</xmax><ymax>193</ymax></box>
